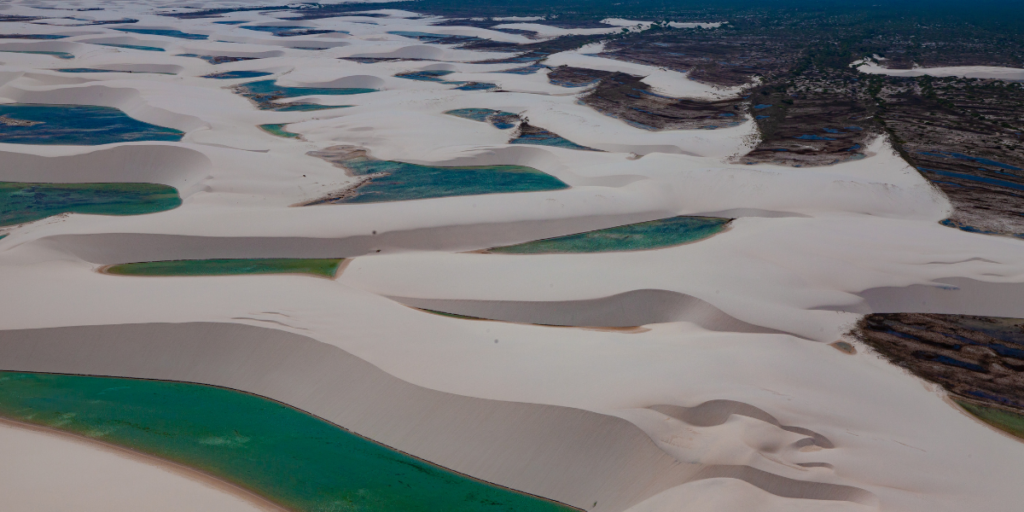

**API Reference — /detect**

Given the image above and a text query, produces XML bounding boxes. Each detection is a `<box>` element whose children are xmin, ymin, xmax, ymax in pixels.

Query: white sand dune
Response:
<box><xmin>37</xmin><ymin>211</ymin><xmax>670</xmax><ymax>263</ymax></box>
<box><xmin>855</xmin><ymin>61</ymin><xmax>1024</xmax><ymax>80</ymax></box>
<box><xmin>0</xmin><ymin>3</ymin><xmax>1023</xmax><ymax>512</ymax></box>
<box><xmin>0</xmin><ymin>144</ymin><xmax>212</xmax><ymax>193</ymax></box>
<box><xmin>389</xmin><ymin>289</ymin><xmax>792</xmax><ymax>334</ymax></box>
<box><xmin>0</xmin><ymin>322</ymin><xmax>876</xmax><ymax>511</ymax></box>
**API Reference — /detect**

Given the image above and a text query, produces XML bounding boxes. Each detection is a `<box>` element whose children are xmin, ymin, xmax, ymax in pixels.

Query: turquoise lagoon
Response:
<box><xmin>234</xmin><ymin>79</ymin><xmax>375</xmax><ymax>110</ymax></box>
<box><xmin>97</xmin><ymin>43</ymin><xmax>165</xmax><ymax>52</ymax></box>
<box><xmin>309</xmin><ymin>158</ymin><xmax>569</xmax><ymax>204</ymax></box>
<box><xmin>0</xmin><ymin>50</ymin><xmax>73</xmax><ymax>59</ymax></box>
<box><xmin>445</xmin><ymin>108</ymin><xmax>519</xmax><ymax>129</ymax></box>
<box><xmin>510</xmin><ymin>128</ymin><xmax>597</xmax><ymax>151</ymax></box>
<box><xmin>106</xmin><ymin>258</ymin><xmax>343</xmax><ymax>278</ymax></box>
<box><xmin>489</xmin><ymin>216</ymin><xmax>731</xmax><ymax>253</ymax></box>
<box><xmin>0</xmin><ymin>371</ymin><xmax>575</xmax><ymax>512</ymax></box>
<box><xmin>0</xmin><ymin>104</ymin><xmax>183</xmax><ymax>145</ymax></box>
<box><xmin>0</xmin><ymin>182</ymin><xmax>181</xmax><ymax>227</ymax></box>
<box><xmin>259</xmin><ymin>123</ymin><xmax>301</xmax><ymax>138</ymax></box>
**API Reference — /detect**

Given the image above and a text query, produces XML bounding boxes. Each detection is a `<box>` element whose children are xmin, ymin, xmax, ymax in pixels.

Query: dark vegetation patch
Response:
<box><xmin>465</xmin><ymin>34</ymin><xmax>607</xmax><ymax>63</ymax></box>
<box><xmin>431</xmin><ymin>18</ymin><xmax>540</xmax><ymax>39</ymax></box>
<box><xmin>600</xmin><ymin>24</ymin><xmax>802</xmax><ymax>88</ymax></box>
<box><xmin>739</xmin><ymin>69</ymin><xmax>875</xmax><ymax>166</ymax></box>
<box><xmin>582</xmin><ymin>72</ymin><xmax>745</xmax><ymax>130</ymax></box>
<box><xmin>178</xmin><ymin>53</ymin><xmax>260</xmax><ymax>65</ymax></box>
<box><xmin>547</xmin><ymin>66</ymin><xmax>614</xmax><ymax>88</ymax></box>
<box><xmin>869</xmin><ymin>76</ymin><xmax>1024</xmax><ymax>237</ymax></box>
<box><xmin>388</xmin><ymin>30</ymin><xmax>485</xmax><ymax>46</ymax></box>
<box><xmin>853</xmin><ymin>313</ymin><xmax>1024</xmax><ymax>439</ymax></box>
<box><xmin>84</xmin><ymin>18</ymin><xmax>139</xmax><ymax>26</ymax></box>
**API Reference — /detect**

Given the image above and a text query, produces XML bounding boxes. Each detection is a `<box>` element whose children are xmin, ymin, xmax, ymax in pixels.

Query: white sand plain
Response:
<box><xmin>0</xmin><ymin>1</ymin><xmax>1022</xmax><ymax>511</ymax></box>
<box><xmin>854</xmin><ymin>60</ymin><xmax>1024</xmax><ymax>80</ymax></box>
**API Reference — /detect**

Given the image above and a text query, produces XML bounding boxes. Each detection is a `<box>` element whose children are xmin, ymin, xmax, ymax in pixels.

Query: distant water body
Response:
<box><xmin>0</xmin><ymin>182</ymin><xmax>181</xmax><ymax>227</ymax></box>
<box><xmin>311</xmin><ymin>158</ymin><xmax>569</xmax><ymax>204</ymax></box>
<box><xmin>0</xmin><ymin>104</ymin><xmax>183</xmax><ymax>145</ymax></box>
<box><xmin>234</xmin><ymin>79</ymin><xmax>375</xmax><ymax>110</ymax></box>
<box><xmin>106</xmin><ymin>258</ymin><xmax>344</xmax><ymax>278</ymax></box>
<box><xmin>489</xmin><ymin>216</ymin><xmax>730</xmax><ymax>253</ymax></box>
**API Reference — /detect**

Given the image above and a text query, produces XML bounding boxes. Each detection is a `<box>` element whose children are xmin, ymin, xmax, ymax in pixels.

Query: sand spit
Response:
<box><xmin>389</xmin><ymin>289</ymin><xmax>790</xmax><ymax>334</ymax></box>
<box><xmin>0</xmin><ymin>321</ymin><xmax>868</xmax><ymax>512</ymax></box>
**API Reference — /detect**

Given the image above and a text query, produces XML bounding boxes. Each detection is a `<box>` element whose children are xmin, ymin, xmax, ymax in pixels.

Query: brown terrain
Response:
<box><xmin>853</xmin><ymin>313</ymin><xmax>1024</xmax><ymax>421</ymax></box>
<box><xmin>870</xmin><ymin>75</ymin><xmax>1024</xmax><ymax>237</ymax></box>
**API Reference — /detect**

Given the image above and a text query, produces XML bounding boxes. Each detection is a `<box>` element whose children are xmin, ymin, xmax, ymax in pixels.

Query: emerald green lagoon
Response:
<box><xmin>957</xmin><ymin>400</ymin><xmax>1024</xmax><ymax>440</ymax></box>
<box><xmin>489</xmin><ymin>216</ymin><xmax>730</xmax><ymax>254</ymax></box>
<box><xmin>106</xmin><ymin>258</ymin><xmax>343</xmax><ymax>278</ymax></box>
<box><xmin>0</xmin><ymin>371</ymin><xmax>574</xmax><ymax>512</ymax></box>
<box><xmin>0</xmin><ymin>182</ymin><xmax>181</xmax><ymax>227</ymax></box>
<box><xmin>309</xmin><ymin>157</ymin><xmax>569</xmax><ymax>204</ymax></box>
<box><xmin>259</xmin><ymin>123</ymin><xmax>301</xmax><ymax>138</ymax></box>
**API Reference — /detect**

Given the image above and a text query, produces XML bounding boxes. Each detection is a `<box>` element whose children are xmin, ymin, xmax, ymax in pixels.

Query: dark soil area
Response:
<box><xmin>547</xmin><ymin>66</ymin><xmax>614</xmax><ymax>87</ymax></box>
<box><xmin>739</xmin><ymin>69</ymin><xmax>876</xmax><ymax>166</ymax></box>
<box><xmin>870</xmin><ymin>76</ymin><xmax>1024</xmax><ymax>237</ymax></box>
<box><xmin>581</xmin><ymin>72</ymin><xmax>745</xmax><ymax>130</ymax></box>
<box><xmin>601</xmin><ymin>29</ymin><xmax>802</xmax><ymax>88</ymax></box>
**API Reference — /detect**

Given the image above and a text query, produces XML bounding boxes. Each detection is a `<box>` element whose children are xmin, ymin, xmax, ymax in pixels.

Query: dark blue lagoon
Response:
<box><xmin>0</xmin><ymin>104</ymin><xmax>183</xmax><ymax>145</ymax></box>
<box><xmin>0</xmin><ymin>50</ymin><xmax>73</xmax><ymax>59</ymax></box>
<box><xmin>488</xmin><ymin>216</ymin><xmax>731</xmax><ymax>253</ymax></box>
<box><xmin>203</xmin><ymin>70</ymin><xmax>274</xmax><ymax>79</ymax></box>
<box><xmin>233</xmin><ymin>79</ymin><xmax>375</xmax><ymax>110</ymax></box>
<box><xmin>115</xmin><ymin>28</ymin><xmax>208</xmax><ymax>40</ymax></box>
<box><xmin>306</xmin><ymin>149</ymin><xmax>568</xmax><ymax>204</ymax></box>
<box><xmin>97</xmin><ymin>43</ymin><xmax>164</xmax><ymax>52</ymax></box>
<box><xmin>0</xmin><ymin>182</ymin><xmax>181</xmax><ymax>227</ymax></box>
